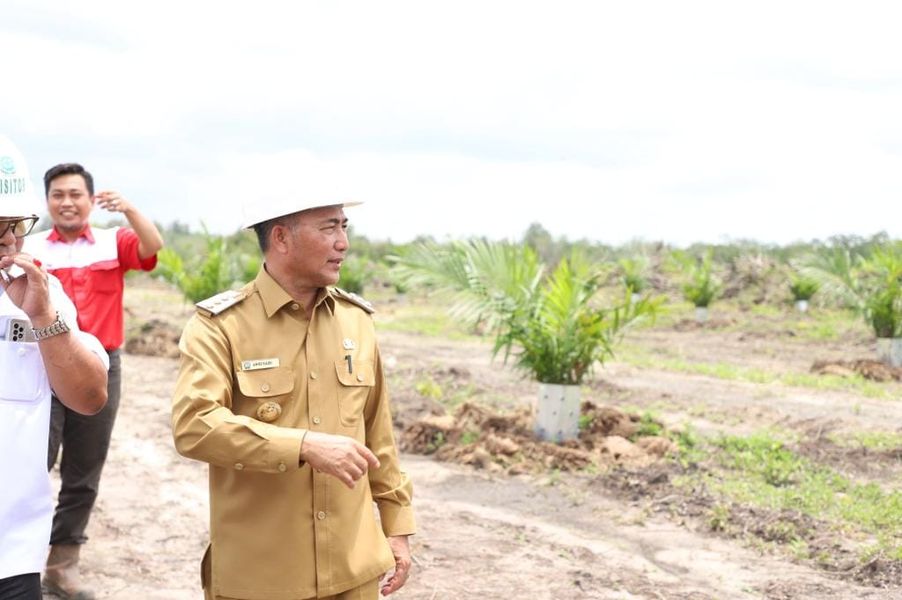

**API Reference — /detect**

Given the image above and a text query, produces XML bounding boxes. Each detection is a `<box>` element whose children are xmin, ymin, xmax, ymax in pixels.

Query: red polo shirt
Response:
<box><xmin>24</xmin><ymin>225</ymin><xmax>158</xmax><ymax>351</ymax></box>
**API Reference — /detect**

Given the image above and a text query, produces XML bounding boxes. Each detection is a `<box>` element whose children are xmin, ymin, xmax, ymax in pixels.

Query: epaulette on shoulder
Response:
<box><xmin>195</xmin><ymin>290</ymin><xmax>247</xmax><ymax>316</ymax></box>
<box><xmin>332</xmin><ymin>287</ymin><xmax>375</xmax><ymax>314</ymax></box>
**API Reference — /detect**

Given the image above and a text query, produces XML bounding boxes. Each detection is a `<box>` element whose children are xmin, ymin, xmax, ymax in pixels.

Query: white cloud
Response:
<box><xmin>2</xmin><ymin>0</ymin><xmax>901</xmax><ymax>245</ymax></box>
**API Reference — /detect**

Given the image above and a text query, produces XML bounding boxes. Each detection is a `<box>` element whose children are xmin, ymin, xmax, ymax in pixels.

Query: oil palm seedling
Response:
<box><xmin>788</xmin><ymin>274</ymin><xmax>819</xmax><ymax>313</ymax></box>
<box><xmin>156</xmin><ymin>227</ymin><xmax>258</xmax><ymax>303</ymax></box>
<box><xmin>802</xmin><ymin>241</ymin><xmax>902</xmax><ymax>366</ymax></box>
<box><xmin>618</xmin><ymin>255</ymin><xmax>650</xmax><ymax>302</ymax></box>
<box><xmin>676</xmin><ymin>251</ymin><xmax>721</xmax><ymax>324</ymax></box>
<box><xmin>157</xmin><ymin>236</ymin><xmax>230</xmax><ymax>303</ymax></box>
<box><xmin>392</xmin><ymin>239</ymin><xmax>659</xmax><ymax>441</ymax></box>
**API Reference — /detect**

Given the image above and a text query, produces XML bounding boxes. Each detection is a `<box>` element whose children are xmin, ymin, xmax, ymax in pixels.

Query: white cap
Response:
<box><xmin>0</xmin><ymin>134</ymin><xmax>41</xmax><ymax>219</ymax></box>
<box><xmin>242</xmin><ymin>197</ymin><xmax>362</xmax><ymax>229</ymax></box>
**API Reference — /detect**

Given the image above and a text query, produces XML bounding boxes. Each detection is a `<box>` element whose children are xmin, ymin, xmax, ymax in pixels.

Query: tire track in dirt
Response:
<box><xmin>601</xmin><ymin>364</ymin><xmax>902</xmax><ymax>434</ymax></box>
<box><xmin>399</xmin><ymin>456</ymin><xmax>894</xmax><ymax>599</ymax></box>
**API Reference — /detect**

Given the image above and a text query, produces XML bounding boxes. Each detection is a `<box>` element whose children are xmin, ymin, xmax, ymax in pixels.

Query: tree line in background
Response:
<box><xmin>151</xmin><ymin>220</ymin><xmax>901</xmax><ymax>366</ymax></box>
<box><xmin>155</xmin><ymin>221</ymin><xmax>898</xmax><ymax>313</ymax></box>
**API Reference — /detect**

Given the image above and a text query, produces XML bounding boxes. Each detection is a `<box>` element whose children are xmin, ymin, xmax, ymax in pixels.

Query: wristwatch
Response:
<box><xmin>31</xmin><ymin>312</ymin><xmax>71</xmax><ymax>341</ymax></box>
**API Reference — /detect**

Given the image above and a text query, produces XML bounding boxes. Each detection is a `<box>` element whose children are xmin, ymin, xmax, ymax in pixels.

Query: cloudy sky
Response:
<box><xmin>3</xmin><ymin>1</ymin><xmax>901</xmax><ymax>246</ymax></box>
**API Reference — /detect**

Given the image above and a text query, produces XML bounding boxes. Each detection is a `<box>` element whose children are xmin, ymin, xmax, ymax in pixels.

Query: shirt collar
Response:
<box><xmin>48</xmin><ymin>223</ymin><xmax>95</xmax><ymax>243</ymax></box>
<box><xmin>254</xmin><ymin>266</ymin><xmax>336</xmax><ymax>318</ymax></box>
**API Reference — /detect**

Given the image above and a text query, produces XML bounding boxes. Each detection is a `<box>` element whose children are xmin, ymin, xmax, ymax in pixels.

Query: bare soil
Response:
<box><xmin>47</xmin><ymin>286</ymin><xmax>902</xmax><ymax>599</ymax></box>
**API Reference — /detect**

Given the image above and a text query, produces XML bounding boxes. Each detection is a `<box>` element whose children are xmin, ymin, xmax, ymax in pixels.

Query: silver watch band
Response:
<box><xmin>31</xmin><ymin>312</ymin><xmax>71</xmax><ymax>341</ymax></box>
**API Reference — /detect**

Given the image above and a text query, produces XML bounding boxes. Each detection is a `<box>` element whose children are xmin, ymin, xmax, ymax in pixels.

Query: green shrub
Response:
<box><xmin>337</xmin><ymin>256</ymin><xmax>368</xmax><ymax>295</ymax></box>
<box><xmin>415</xmin><ymin>377</ymin><xmax>443</xmax><ymax>400</ymax></box>
<box><xmin>633</xmin><ymin>412</ymin><xmax>664</xmax><ymax>438</ymax></box>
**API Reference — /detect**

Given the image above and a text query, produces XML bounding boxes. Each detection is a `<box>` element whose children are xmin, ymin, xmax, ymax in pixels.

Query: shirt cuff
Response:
<box><xmin>378</xmin><ymin>504</ymin><xmax>416</xmax><ymax>537</ymax></box>
<box><xmin>267</xmin><ymin>427</ymin><xmax>307</xmax><ymax>473</ymax></box>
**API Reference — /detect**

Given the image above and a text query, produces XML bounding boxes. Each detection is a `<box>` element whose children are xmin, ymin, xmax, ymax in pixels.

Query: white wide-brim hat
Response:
<box><xmin>242</xmin><ymin>198</ymin><xmax>363</xmax><ymax>229</ymax></box>
<box><xmin>0</xmin><ymin>134</ymin><xmax>41</xmax><ymax>219</ymax></box>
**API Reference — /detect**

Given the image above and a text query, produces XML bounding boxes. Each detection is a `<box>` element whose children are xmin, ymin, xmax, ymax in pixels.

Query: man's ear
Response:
<box><xmin>270</xmin><ymin>222</ymin><xmax>292</xmax><ymax>254</ymax></box>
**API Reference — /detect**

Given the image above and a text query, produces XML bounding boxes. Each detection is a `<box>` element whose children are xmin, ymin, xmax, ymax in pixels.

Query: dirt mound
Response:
<box><xmin>124</xmin><ymin>319</ymin><xmax>182</xmax><ymax>359</ymax></box>
<box><xmin>401</xmin><ymin>401</ymin><xmax>678</xmax><ymax>474</ymax></box>
<box><xmin>721</xmin><ymin>253</ymin><xmax>788</xmax><ymax>306</ymax></box>
<box><xmin>810</xmin><ymin>359</ymin><xmax>902</xmax><ymax>382</ymax></box>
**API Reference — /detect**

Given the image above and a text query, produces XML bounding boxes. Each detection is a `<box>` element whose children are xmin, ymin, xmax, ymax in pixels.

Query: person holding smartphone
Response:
<box><xmin>0</xmin><ymin>134</ymin><xmax>108</xmax><ymax>600</ymax></box>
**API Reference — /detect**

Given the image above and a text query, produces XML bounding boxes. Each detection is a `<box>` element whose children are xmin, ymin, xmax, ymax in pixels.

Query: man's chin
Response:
<box><xmin>56</xmin><ymin>221</ymin><xmax>87</xmax><ymax>233</ymax></box>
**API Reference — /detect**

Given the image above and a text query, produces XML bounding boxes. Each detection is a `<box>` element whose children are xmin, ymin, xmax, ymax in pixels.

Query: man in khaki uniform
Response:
<box><xmin>171</xmin><ymin>197</ymin><xmax>414</xmax><ymax>600</ymax></box>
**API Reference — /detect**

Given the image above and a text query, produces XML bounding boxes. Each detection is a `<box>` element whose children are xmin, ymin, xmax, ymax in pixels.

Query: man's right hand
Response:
<box><xmin>0</xmin><ymin>252</ymin><xmax>52</xmax><ymax>322</ymax></box>
<box><xmin>299</xmin><ymin>431</ymin><xmax>380</xmax><ymax>489</ymax></box>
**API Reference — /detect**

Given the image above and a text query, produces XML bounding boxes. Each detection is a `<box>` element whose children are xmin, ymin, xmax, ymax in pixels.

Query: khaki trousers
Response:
<box><xmin>317</xmin><ymin>578</ymin><xmax>380</xmax><ymax>600</ymax></box>
<box><xmin>205</xmin><ymin>577</ymin><xmax>380</xmax><ymax>600</ymax></box>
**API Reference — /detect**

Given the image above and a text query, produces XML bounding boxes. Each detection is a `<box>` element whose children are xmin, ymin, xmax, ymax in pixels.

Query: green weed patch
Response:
<box><xmin>697</xmin><ymin>432</ymin><xmax>902</xmax><ymax>560</ymax></box>
<box><xmin>618</xmin><ymin>349</ymin><xmax>896</xmax><ymax>399</ymax></box>
<box><xmin>827</xmin><ymin>431</ymin><xmax>902</xmax><ymax>452</ymax></box>
<box><xmin>377</xmin><ymin>304</ymin><xmax>475</xmax><ymax>340</ymax></box>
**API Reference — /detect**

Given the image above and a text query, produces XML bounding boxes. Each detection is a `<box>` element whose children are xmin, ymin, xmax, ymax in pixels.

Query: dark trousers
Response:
<box><xmin>0</xmin><ymin>573</ymin><xmax>42</xmax><ymax>600</ymax></box>
<box><xmin>47</xmin><ymin>349</ymin><xmax>121</xmax><ymax>546</ymax></box>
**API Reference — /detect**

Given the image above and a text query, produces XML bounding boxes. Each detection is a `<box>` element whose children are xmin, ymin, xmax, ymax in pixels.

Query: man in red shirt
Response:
<box><xmin>24</xmin><ymin>163</ymin><xmax>163</xmax><ymax>600</ymax></box>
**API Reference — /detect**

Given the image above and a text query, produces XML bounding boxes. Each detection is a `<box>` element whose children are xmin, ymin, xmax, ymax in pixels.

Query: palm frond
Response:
<box><xmin>394</xmin><ymin>240</ymin><xmax>660</xmax><ymax>384</ymax></box>
<box><xmin>801</xmin><ymin>242</ymin><xmax>902</xmax><ymax>337</ymax></box>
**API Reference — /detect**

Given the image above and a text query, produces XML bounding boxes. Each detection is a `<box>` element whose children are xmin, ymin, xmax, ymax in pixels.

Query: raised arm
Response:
<box><xmin>96</xmin><ymin>190</ymin><xmax>164</xmax><ymax>259</ymax></box>
<box><xmin>0</xmin><ymin>253</ymin><xmax>107</xmax><ymax>414</ymax></box>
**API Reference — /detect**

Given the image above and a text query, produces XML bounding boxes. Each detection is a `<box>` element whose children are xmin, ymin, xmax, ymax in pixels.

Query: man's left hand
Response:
<box><xmin>380</xmin><ymin>535</ymin><xmax>412</xmax><ymax>596</ymax></box>
<box><xmin>96</xmin><ymin>190</ymin><xmax>133</xmax><ymax>214</ymax></box>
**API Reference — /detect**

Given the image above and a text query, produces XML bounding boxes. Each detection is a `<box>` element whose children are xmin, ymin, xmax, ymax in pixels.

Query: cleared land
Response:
<box><xmin>48</xmin><ymin>281</ymin><xmax>902</xmax><ymax>599</ymax></box>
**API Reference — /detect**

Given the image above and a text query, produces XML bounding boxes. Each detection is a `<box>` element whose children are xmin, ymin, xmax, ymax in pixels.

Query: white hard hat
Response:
<box><xmin>236</xmin><ymin>152</ymin><xmax>364</xmax><ymax>228</ymax></box>
<box><xmin>242</xmin><ymin>197</ymin><xmax>362</xmax><ymax>229</ymax></box>
<box><xmin>0</xmin><ymin>134</ymin><xmax>41</xmax><ymax>219</ymax></box>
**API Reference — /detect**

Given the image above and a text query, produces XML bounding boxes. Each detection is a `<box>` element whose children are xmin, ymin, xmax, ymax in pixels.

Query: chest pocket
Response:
<box><xmin>235</xmin><ymin>366</ymin><xmax>295</xmax><ymax>420</ymax></box>
<box><xmin>88</xmin><ymin>261</ymin><xmax>122</xmax><ymax>293</ymax></box>
<box><xmin>335</xmin><ymin>360</ymin><xmax>374</xmax><ymax>426</ymax></box>
<box><xmin>0</xmin><ymin>341</ymin><xmax>50</xmax><ymax>403</ymax></box>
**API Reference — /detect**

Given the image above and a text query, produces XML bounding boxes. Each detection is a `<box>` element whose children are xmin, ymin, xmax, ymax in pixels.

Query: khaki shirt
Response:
<box><xmin>172</xmin><ymin>268</ymin><xmax>415</xmax><ymax>600</ymax></box>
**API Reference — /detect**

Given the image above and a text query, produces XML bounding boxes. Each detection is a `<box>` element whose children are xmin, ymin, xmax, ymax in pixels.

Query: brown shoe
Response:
<box><xmin>43</xmin><ymin>544</ymin><xmax>96</xmax><ymax>600</ymax></box>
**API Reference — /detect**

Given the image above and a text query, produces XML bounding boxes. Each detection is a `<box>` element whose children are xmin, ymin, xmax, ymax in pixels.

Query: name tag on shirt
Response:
<box><xmin>242</xmin><ymin>358</ymin><xmax>280</xmax><ymax>371</ymax></box>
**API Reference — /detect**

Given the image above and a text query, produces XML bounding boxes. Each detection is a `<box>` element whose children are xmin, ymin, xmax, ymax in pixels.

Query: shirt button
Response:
<box><xmin>356</xmin><ymin>374</ymin><xmax>364</xmax><ymax>382</ymax></box>
<box><xmin>291</xmin><ymin>303</ymin><xmax>300</xmax><ymax>310</ymax></box>
<box><xmin>18</xmin><ymin>348</ymin><xmax>27</xmax><ymax>356</ymax></box>
<box><xmin>261</xmin><ymin>383</ymin><xmax>271</xmax><ymax>393</ymax></box>
<box><xmin>309</xmin><ymin>372</ymin><xmax>318</xmax><ymax>380</ymax></box>
<box><xmin>278</xmin><ymin>462</ymin><xmax>287</xmax><ymax>472</ymax></box>
<box><xmin>234</xmin><ymin>463</ymin><xmax>244</xmax><ymax>470</ymax></box>
<box><xmin>312</xmin><ymin>416</ymin><xmax>321</xmax><ymax>425</ymax></box>
<box><xmin>317</xmin><ymin>511</ymin><xmax>326</xmax><ymax>520</ymax></box>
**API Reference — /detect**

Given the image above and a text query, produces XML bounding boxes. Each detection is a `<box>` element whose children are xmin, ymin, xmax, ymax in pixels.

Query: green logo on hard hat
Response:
<box><xmin>0</xmin><ymin>156</ymin><xmax>15</xmax><ymax>176</ymax></box>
